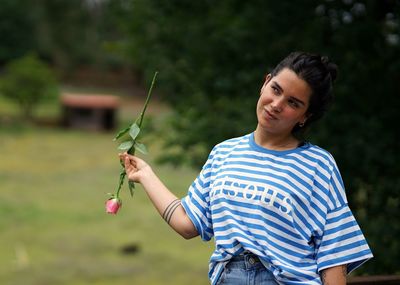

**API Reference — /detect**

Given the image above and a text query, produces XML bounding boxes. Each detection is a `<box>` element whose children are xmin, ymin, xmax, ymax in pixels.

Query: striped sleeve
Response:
<box><xmin>181</xmin><ymin>151</ymin><xmax>215</xmax><ymax>241</ymax></box>
<box><xmin>316</xmin><ymin>204</ymin><xmax>373</xmax><ymax>273</ymax></box>
<box><xmin>316</xmin><ymin>160</ymin><xmax>373</xmax><ymax>273</ymax></box>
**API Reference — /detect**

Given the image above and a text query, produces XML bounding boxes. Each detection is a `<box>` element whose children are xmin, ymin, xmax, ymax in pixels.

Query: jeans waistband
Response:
<box><xmin>228</xmin><ymin>251</ymin><xmax>263</xmax><ymax>270</ymax></box>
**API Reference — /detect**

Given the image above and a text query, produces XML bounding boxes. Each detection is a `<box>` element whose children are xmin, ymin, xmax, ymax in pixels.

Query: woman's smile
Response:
<box><xmin>264</xmin><ymin>108</ymin><xmax>278</xmax><ymax>121</ymax></box>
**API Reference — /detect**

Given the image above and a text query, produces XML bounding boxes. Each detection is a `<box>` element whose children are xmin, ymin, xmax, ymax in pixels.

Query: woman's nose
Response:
<box><xmin>271</xmin><ymin>98</ymin><xmax>284</xmax><ymax>113</ymax></box>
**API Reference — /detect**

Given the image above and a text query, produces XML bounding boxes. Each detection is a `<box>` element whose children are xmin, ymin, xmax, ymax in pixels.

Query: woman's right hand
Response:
<box><xmin>119</xmin><ymin>153</ymin><xmax>198</xmax><ymax>239</ymax></box>
<box><xmin>118</xmin><ymin>153</ymin><xmax>152</xmax><ymax>184</ymax></box>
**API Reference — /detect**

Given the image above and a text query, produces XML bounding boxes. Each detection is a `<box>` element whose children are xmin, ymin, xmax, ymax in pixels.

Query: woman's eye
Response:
<box><xmin>271</xmin><ymin>86</ymin><xmax>279</xmax><ymax>94</ymax></box>
<box><xmin>288</xmin><ymin>100</ymin><xmax>299</xmax><ymax>108</ymax></box>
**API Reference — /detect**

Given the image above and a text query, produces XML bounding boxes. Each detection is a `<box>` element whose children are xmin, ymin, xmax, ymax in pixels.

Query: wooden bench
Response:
<box><xmin>348</xmin><ymin>275</ymin><xmax>400</xmax><ymax>284</ymax></box>
<box><xmin>61</xmin><ymin>93</ymin><xmax>120</xmax><ymax>131</ymax></box>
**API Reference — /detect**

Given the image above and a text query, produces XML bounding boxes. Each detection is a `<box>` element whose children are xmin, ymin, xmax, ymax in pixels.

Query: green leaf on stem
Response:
<box><xmin>134</xmin><ymin>141</ymin><xmax>148</xmax><ymax>154</ymax></box>
<box><xmin>129</xmin><ymin>123</ymin><xmax>140</xmax><ymax>140</ymax></box>
<box><xmin>118</xmin><ymin>140</ymin><xmax>134</xmax><ymax>151</ymax></box>
<box><xmin>128</xmin><ymin>181</ymin><xmax>135</xmax><ymax>196</ymax></box>
<box><xmin>113</xmin><ymin>125</ymin><xmax>131</xmax><ymax>141</ymax></box>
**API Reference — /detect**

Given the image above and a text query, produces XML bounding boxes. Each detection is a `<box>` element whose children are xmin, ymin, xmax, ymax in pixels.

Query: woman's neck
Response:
<box><xmin>254</xmin><ymin>126</ymin><xmax>300</xmax><ymax>151</ymax></box>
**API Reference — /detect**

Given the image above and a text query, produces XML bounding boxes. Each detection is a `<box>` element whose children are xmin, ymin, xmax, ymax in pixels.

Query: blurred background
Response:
<box><xmin>0</xmin><ymin>0</ymin><xmax>399</xmax><ymax>284</ymax></box>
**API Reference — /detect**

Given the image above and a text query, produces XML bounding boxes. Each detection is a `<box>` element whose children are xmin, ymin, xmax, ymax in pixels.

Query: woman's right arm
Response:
<box><xmin>120</xmin><ymin>153</ymin><xmax>199</xmax><ymax>239</ymax></box>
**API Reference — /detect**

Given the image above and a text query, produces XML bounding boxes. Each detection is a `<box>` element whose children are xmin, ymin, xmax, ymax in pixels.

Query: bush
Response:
<box><xmin>0</xmin><ymin>53</ymin><xmax>58</xmax><ymax>120</ymax></box>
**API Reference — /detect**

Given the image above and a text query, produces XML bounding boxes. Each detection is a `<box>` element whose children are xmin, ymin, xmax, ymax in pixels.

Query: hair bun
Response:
<box><xmin>321</xmin><ymin>56</ymin><xmax>338</xmax><ymax>82</ymax></box>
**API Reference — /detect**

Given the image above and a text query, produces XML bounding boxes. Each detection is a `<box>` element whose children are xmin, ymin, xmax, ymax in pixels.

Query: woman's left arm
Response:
<box><xmin>320</xmin><ymin>265</ymin><xmax>347</xmax><ymax>285</ymax></box>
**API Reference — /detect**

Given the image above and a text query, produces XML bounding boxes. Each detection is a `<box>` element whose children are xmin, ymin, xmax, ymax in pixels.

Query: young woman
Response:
<box><xmin>120</xmin><ymin>52</ymin><xmax>373</xmax><ymax>285</ymax></box>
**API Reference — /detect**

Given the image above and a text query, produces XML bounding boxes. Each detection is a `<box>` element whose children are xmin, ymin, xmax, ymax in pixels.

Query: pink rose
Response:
<box><xmin>106</xmin><ymin>198</ymin><xmax>122</xmax><ymax>214</ymax></box>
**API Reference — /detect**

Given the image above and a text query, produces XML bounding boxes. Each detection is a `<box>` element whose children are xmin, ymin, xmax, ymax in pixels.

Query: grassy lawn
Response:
<box><xmin>0</xmin><ymin>94</ymin><xmax>213</xmax><ymax>285</ymax></box>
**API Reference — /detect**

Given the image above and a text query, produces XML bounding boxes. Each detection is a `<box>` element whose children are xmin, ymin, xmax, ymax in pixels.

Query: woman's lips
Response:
<box><xmin>264</xmin><ymin>109</ymin><xmax>277</xmax><ymax>120</ymax></box>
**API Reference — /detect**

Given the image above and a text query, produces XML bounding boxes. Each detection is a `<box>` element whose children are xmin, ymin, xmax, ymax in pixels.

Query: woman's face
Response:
<box><xmin>256</xmin><ymin>68</ymin><xmax>312</xmax><ymax>136</ymax></box>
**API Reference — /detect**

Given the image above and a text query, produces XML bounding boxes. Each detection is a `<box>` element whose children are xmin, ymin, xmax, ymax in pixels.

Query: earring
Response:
<box><xmin>299</xmin><ymin>122</ymin><xmax>305</xmax><ymax>127</ymax></box>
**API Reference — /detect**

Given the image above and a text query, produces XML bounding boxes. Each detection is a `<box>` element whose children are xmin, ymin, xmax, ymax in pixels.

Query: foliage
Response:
<box><xmin>0</xmin><ymin>0</ymin><xmax>37</xmax><ymax>64</ymax></box>
<box><xmin>0</xmin><ymin>0</ymin><xmax>127</xmax><ymax>72</ymax></box>
<box><xmin>110</xmin><ymin>0</ymin><xmax>400</xmax><ymax>275</ymax></box>
<box><xmin>313</xmin><ymin>0</ymin><xmax>400</xmax><ymax>275</ymax></box>
<box><xmin>0</xmin><ymin>53</ymin><xmax>58</xmax><ymax>120</ymax></box>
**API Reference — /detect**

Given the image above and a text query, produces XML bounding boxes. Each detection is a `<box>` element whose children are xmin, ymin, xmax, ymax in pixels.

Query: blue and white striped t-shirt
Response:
<box><xmin>181</xmin><ymin>133</ymin><xmax>373</xmax><ymax>285</ymax></box>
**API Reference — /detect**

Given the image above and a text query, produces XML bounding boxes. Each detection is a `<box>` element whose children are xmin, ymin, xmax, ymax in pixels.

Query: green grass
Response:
<box><xmin>0</xmin><ymin>96</ymin><xmax>212</xmax><ymax>285</ymax></box>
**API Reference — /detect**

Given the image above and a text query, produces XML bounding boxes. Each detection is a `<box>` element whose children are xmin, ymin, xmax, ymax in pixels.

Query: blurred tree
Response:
<box><xmin>0</xmin><ymin>0</ymin><xmax>37</xmax><ymax>64</ymax></box>
<box><xmin>95</xmin><ymin>0</ymin><xmax>134</xmax><ymax>69</ymax></box>
<box><xmin>0</xmin><ymin>0</ymin><xmax>125</xmax><ymax>73</ymax></box>
<box><xmin>311</xmin><ymin>0</ymin><xmax>400</xmax><ymax>275</ymax></box>
<box><xmin>0</xmin><ymin>54</ymin><xmax>58</xmax><ymax>120</ymax></box>
<box><xmin>112</xmin><ymin>0</ymin><xmax>400</xmax><ymax>275</ymax></box>
<box><xmin>32</xmin><ymin>0</ymin><xmax>99</xmax><ymax>71</ymax></box>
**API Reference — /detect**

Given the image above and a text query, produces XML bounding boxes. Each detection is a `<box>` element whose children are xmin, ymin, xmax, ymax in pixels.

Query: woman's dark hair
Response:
<box><xmin>271</xmin><ymin>51</ymin><xmax>338</xmax><ymax>137</ymax></box>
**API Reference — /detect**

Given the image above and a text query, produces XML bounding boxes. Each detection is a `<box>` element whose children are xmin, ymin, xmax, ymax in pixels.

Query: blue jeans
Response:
<box><xmin>216</xmin><ymin>252</ymin><xmax>279</xmax><ymax>285</ymax></box>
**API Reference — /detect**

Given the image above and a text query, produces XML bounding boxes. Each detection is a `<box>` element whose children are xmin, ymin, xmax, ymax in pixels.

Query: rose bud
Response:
<box><xmin>106</xmin><ymin>198</ymin><xmax>122</xmax><ymax>214</ymax></box>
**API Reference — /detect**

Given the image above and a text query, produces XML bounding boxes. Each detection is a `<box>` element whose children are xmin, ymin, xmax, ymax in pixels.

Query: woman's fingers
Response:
<box><xmin>118</xmin><ymin>152</ymin><xmax>129</xmax><ymax>161</ymax></box>
<box><xmin>121</xmin><ymin>153</ymin><xmax>146</xmax><ymax>168</ymax></box>
<box><xmin>118</xmin><ymin>153</ymin><xmax>149</xmax><ymax>183</ymax></box>
<box><xmin>124</xmin><ymin>156</ymin><xmax>131</xmax><ymax>169</ymax></box>
<box><xmin>123</xmin><ymin>156</ymin><xmax>139</xmax><ymax>182</ymax></box>
<box><xmin>119</xmin><ymin>153</ymin><xmax>134</xmax><ymax>165</ymax></box>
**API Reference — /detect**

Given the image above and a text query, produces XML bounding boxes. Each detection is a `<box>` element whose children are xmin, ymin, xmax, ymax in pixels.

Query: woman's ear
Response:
<box><xmin>301</xmin><ymin>113</ymin><xmax>313</xmax><ymax>126</ymax></box>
